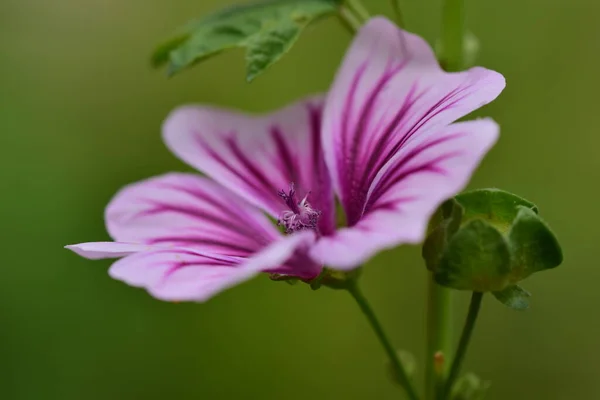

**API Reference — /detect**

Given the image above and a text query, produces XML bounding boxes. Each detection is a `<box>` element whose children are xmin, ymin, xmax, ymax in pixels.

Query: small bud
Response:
<box><xmin>434</xmin><ymin>351</ymin><xmax>445</xmax><ymax>376</ymax></box>
<box><xmin>450</xmin><ymin>373</ymin><xmax>491</xmax><ymax>400</ymax></box>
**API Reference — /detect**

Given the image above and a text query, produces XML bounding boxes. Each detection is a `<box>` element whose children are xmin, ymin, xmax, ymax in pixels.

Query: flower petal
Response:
<box><xmin>106</xmin><ymin>173</ymin><xmax>279</xmax><ymax>257</ymax></box>
<box><xmin>322</xmin><ymin>17</ymin><xmax>505</xmax><ymax>225</ymax></box>
<box><xmin>312</xmin><ymin>119</ymin><xmax>499</xmax><ymax>269</ymax></box>
<box><xmin>162</xmin><ymin>97</ymin><xmax>335</xmax><ymax>235</ymax></box>
<box><xmin>110</xmin><ymin>231</ymin><xmax>317</xmax><ymax>302</ymax></box>
<box><xmin>65</xmin><ymin>242</ymin><xmax>150</xmax><ymax>260</ymax></box>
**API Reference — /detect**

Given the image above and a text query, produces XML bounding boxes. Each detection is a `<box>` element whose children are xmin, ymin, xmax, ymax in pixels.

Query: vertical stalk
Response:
<box><xmin>345</xmin><ymin>0</ymin><xmax>371</xmax><ymax>23</ymax></box>
<box><xmin>390</xmin><ymin>0</ymin><xmax>406</xmax><ymax>28</ymax></box>
<box><xmin>443</xmin><ymin>292</ymin><xmax>484</xmax><ymax>398</ymax></box>
<box><xmin>425</xmin><ymin>277</ymin><xmax>452</xmax><ymax>400</ymax></box>
<box><xmin>426</xmin><ymin>1</ymin><xmax>467</xmax><ymax>398</ymax></box>
<box><xmin>439</xmin><ymin>0</ymin><xmax>465</xmax><ymax>71</ymax></box>
<box><xmin>347</xmin><ymin>282</ymin><xmax>420</xmax><ymax>400</ymax></box>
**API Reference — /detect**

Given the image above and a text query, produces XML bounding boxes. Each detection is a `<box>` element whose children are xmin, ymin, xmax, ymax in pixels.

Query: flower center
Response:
<box><xmin>277</xmin><ymin>184</ymin><xmax>321</xmax><ymax>234</ymax></box>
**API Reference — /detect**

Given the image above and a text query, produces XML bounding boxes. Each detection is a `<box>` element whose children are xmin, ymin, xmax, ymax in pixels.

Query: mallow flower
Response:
<box><xmin>66</xmin><ymin>18</ymin><xmax>505</xmax><ymax>302</ymax></box>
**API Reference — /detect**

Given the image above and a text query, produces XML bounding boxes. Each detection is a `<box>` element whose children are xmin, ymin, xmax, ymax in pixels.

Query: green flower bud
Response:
<box><xmin>423</xmin><ymin>189</ymin><xmax>563</xmax><ymax>309</ymax></box>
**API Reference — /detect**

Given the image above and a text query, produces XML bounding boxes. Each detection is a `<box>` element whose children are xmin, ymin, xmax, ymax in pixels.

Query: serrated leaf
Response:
<box><xmin>455</xmin><ymin>189</ymin><xmax>538</xmax><ymax>234</ymax></box>
<box><xmin>435</xmin><ymin>219</ymin><xmax>511</xmax><ymax>292</ymax></box>
<box><xmin>152</xmin><ymin>0</ymin><xmax>341</xmax><ymax>81</ymax></box>
<box><xmin>423</xmin><ymin>198</ymin><xmax>464</xmax><ymax>272</ymax></box>
<box><xmin>507</xmin><ymin>206</ymin><xmax>563</xmax><ymax>282</ymax></box>
<box><xmin>492</xmin><ymin>284</ymin><xmax>531</xmax><ymax>310</ymax></box>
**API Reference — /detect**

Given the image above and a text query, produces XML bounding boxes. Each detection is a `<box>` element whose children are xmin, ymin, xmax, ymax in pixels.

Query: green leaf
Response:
<box><xmin>507</xmin><ymin>206</ymin><xmax>563</xmax><ymax>282</ymax></box>
<box><xmin>422</xmin><ymin>198</ymin><xmax>464</xmax><ymax>272</ymax></box>
<box><xmin>450</xmin><ymin>373</ymin><xmax>491</xmax><ymax>400</ymax></box>
<box><xmin>435</xmin><ymin>219</ymin><xmax>511</xmax><ymax>292</ymax></box>
<box><xmin>492</xmin><ymin>284</ymin><xmax>531</xmax><ymax>310</ymax></box>
<box><xmin>455</xmin><ymin>189</ymin><xmax>538</xmax><ymax>234</ymax></box>
<box><xmin>151</xmin><ymin>0</ymin><xmax>342</xmax><ymax>81</ymax></box>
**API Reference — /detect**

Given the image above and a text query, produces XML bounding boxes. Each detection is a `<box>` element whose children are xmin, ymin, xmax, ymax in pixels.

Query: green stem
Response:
<box><xmin>345</xmin><ymin>0</ymin><xmax>371</xmax><ymax>23</ymax></box>
<box><xmin>347</xmin><ymin>282</ymin><xmax>420</xmax><ymax>400</ymax></box>
<box><xmin>439</xmin><ymin>0</ymin><xmax>465</xmax><ymax>71</ymax></box>
<box><xmin>338</xmin><ymin>6</ymin><xmax>362</xmax><ymax>33</ymax></box>
<box><xmin>425</xmin><ymin>277</ymin><xmax>453</xmax><ymax>400</ymax></box>
<box><xmin>391</xmin><ymin>0</ymin><xmax>406</xmax><ymax>28</ymax></box>
<box><xmin>443</xmin><ymin>292</ymin><xmax>484</xmax><ymax>398</ymax></box>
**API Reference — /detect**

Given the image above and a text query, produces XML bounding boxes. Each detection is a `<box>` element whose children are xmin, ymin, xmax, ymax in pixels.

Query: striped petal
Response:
<box><xmin>163</xmin><ymin>97</ymin><xmax>335</xmax><ymax>235</ymax></box>
<box><xmin>311</xmin><ymin>119</ymin><xmax>499</xmax><ymax>269</ymax></box>
<box><xmin>109</xmin><ymin>230</ymin><xmax>317</xmax><ymax>302</ymax></box>
<box><xmin>105</xmin><ymin>173</ymin><xmax>279</xmax><ymax>257</ymax></box>
<box><xmin>322</xmin><ymin>17</ymin><xmax>505</xmax><ymax>226</ymax></box>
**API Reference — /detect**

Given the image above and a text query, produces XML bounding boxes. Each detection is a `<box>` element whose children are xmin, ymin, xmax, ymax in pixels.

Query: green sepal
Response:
<box><xmin>269</xmin><ymin>273</ymin><xmax>300</xmax><ymax>285</ymax></box>
<box><xmin>450</xmin><ymin>373</ymin><xmax>491</xmax><ymax>400</ymax></box>
<box><xmin>435</xmin><ymin>219</ymin><xmax>511</xmax><ymax>292</ymax></box>
<box><xmin>151</xmin><ymin>0</ymin><xmax>341</xmax><ymax>81</ymax></box>
<box><xmin>507</xmin><ymin>206</ymin><xmax>563</xmax><ymax>282</ymax></box>
<box><xmin>455</xmin><ymin>189</ymin><xmax>537</xmax><ymax>234</ymax></box>
<box><xmin>492</xmin><ymin>284</ymin><xmax>531</xmax><ymax>311</ymax></box>
<box><xmin>422</xmin><ymin>198</ymin><xmax>464</xmax><ymax>272</ymax></box>
<box><xmin>309</xmin><ymin>267</ymin><xmax>362</xmax><ymax>290</ymax></box>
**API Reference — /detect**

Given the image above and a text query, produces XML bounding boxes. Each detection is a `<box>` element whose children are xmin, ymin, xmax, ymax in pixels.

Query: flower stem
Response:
<box><xmin>443</xmin><ymin>291</ymin><xmax>484</xmax><ymax>398</ymax></box>
<box><xmin>338</xmin><ymin>6</ymin><xmax>362</xmax><ymax>34</ymax></box>
<box><xmin>345</xmin><ymin>0</ymin><xmax>370</xmax><ymax>24</ymax></box>
<box><xmin>425</xmin><ymin>277</ymin><xmax>453</xmax><ymax>400</ymax></box>
<box><xmin>439</xmin><ymin>0</ymin><xmax>465</xmax><ymax>71</ymax></box>
<box><xmin>347</xmin><ymin>282</ymin><xmax>420</xmax><ymax>400</ymax></box>
<box><xmin>390</xmin><ymin>0</ymin><xmax>406</xmax><ymax>28</ymax></box>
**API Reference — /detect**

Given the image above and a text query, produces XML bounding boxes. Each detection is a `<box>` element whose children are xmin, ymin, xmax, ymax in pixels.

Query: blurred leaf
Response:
<box><xmin>451</xmin><ymin>372</ymin><xmax>491</xmax><ymax>400</ymax></box>
<box><xmin>436</xmin><ymin>220</ymin><xmax>511</xmax><ymax>292</ymax></box>
<box><xmin>507</xmin><ymin>206</ymin><xmax>563</xmax><ymax>282</ymax></box>
<box><xmin>492</xmin><ymin>284</ymin><xmax>531</xmax><ymax>310</ymax></box>
<box><xmin>455</xmin><ymin>189</ymin><xmax>537</xmax><ymax>234</ymax></box>
<box><xmin>152</xmin><ymin>0</ymin><xmax>342</xmax><ymax>81</ymax></box>
<box><xmin>388</xmin><ymin>349</ymin><xmax>417</xmax><ymax>385</ymax></box>
<box><xmin>423</xmin><ymin>198</ymin><xmax>464</xmax><ymax>272</ymax></box>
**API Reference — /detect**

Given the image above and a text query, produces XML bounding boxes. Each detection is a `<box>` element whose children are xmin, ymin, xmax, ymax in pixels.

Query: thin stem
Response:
<box><xmin>391</xmin><ymin>0</ymin><xmax>406</xmax><ymax>28</ymax></box>
<box><xmin>443</xmin><ymin>292</ymin><xmax>484</xmax><ymax>398</ymax></box>
<box><xmin>345</xmin><ymin>0</ymin><xmax>371</xmax><ymax>23</ymax></box>
<box><xmin>338</xmin><ymin>6</ymin><xmax>362</xmax><ymax>34</ymax></box>
<box><xmin>425</xmin><ymin>277</ymin><xmax>453</xmax><ymax>400</ymax></box>
<box><xmin>439</xmin><ymin>0</ymin><xmax>465</xmax><ymax>71</ymax></box>
<box><xmin>347</xmin><ymin>282</ymin><xmax>420</xmax><ymax>400</ymax></box>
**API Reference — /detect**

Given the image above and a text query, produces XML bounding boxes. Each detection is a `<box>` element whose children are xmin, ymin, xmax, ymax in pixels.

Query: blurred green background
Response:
<box><xmin>0</xmin><ymin>0</ymin><xmax>596</xmax><ymax>399</ymax></box>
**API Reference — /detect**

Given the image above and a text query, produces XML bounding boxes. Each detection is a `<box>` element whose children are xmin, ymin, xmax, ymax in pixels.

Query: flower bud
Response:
<box><xmin>423</xmin><ymin>189</ymin><xmax>563</xmax><ymax>309</ymax></box>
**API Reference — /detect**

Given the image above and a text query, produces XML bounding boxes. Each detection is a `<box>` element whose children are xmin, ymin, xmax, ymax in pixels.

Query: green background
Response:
<box><xmin>0</xmin><ymin>0</ymin><xmax>595</xmax><ymax>399</ymax></box>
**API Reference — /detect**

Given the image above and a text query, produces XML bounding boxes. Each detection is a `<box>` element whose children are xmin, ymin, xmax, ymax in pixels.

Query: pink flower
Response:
<box><xmin>66</xmin><ymin>18</ymin><xmax>505</xmax><ymax>302</ymax></box>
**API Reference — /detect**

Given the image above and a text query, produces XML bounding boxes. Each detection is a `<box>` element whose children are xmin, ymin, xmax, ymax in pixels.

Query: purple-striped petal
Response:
<box><xmin>311</xmin><ymin>119</ymin><xmax>499</xmax><ymax>269</ymax></box>
<box><xmin>162</xmin><ymin>97</ymin><xmax>335</xmax><ymax>235</ymax></box>
<box><xmin>110</xmin><ymin>231</ymin><xmax>317</xmax><ymax>302</ymax></box>
<box><xmin>65</xmin><ymin>242</ymin><xmax>151</xmax><ymax>260</ymax></box>
<box><xmin>105</xmin><ymin>173</ymin><xmax>280</xmax><ymax>257</ymax></box>
<box><xmin>322</xmin><ymin>17</ymin><xmax>505</xmax><ymax>225</ymax></box>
